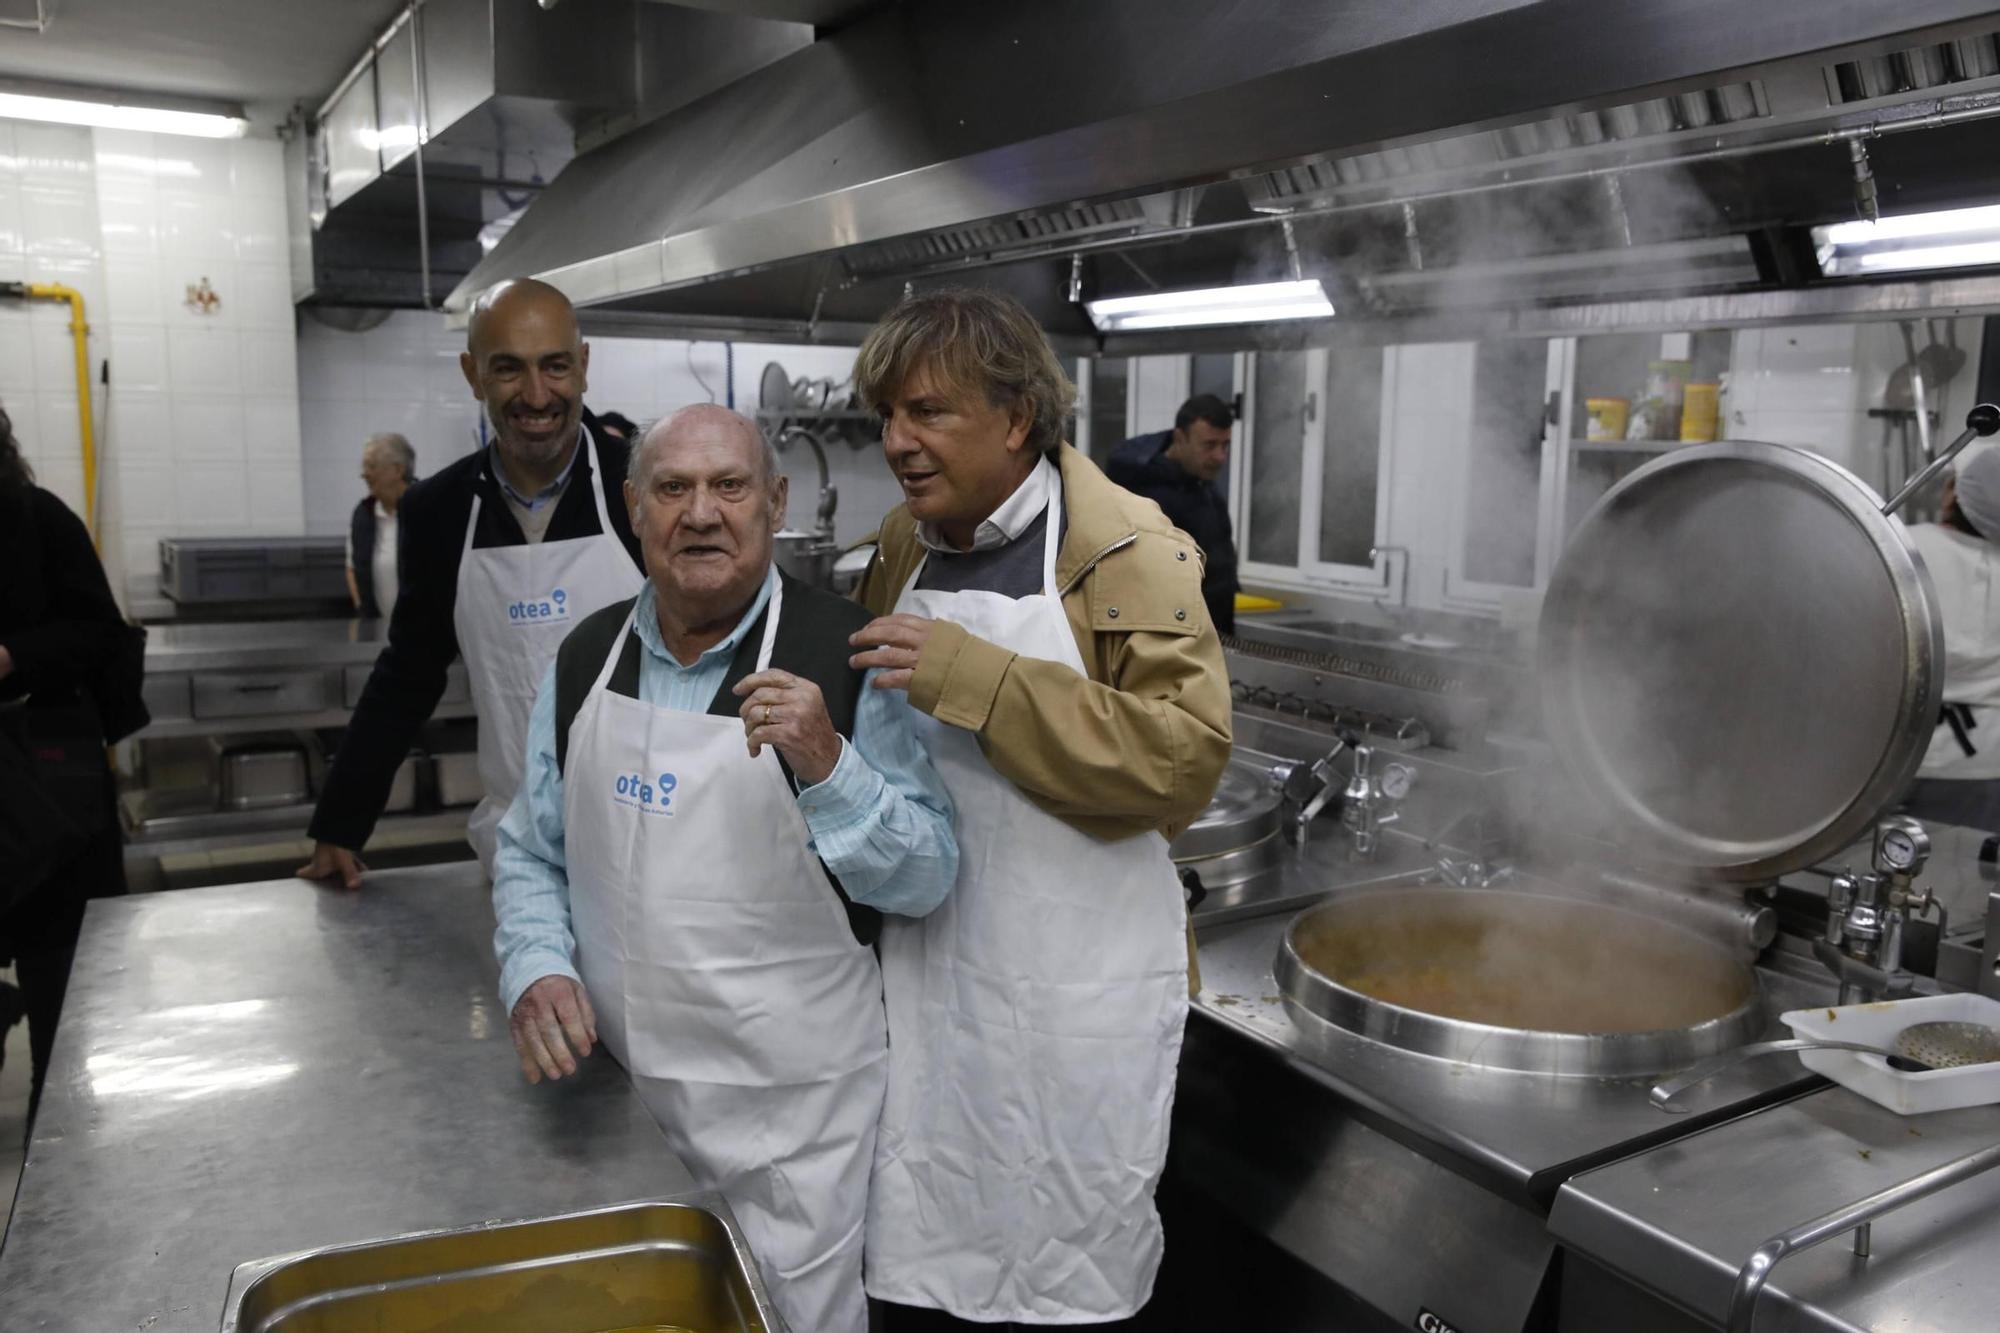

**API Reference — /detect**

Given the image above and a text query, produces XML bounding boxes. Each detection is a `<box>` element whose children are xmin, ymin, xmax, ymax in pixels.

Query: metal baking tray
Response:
<box><xmin>221</xmin><ymin>1195</ymin><xmax>781</xmax><ymax>1332</ymax></box>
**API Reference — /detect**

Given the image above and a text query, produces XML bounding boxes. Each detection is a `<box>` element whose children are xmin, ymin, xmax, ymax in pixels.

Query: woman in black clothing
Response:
<box><xmin>0</xmin><ymin>404</ymin><xmax>131</xmax><ymax>1120</ymax></box>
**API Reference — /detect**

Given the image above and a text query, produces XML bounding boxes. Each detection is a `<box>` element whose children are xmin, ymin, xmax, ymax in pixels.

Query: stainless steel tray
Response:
<box><xmin>221</xmin><ymin>1195</ymin><xmax>782</xmax><ymax>1332</ymax></box>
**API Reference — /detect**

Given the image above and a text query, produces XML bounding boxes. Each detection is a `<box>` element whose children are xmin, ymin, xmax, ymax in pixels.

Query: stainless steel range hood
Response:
<box><xmin>452</xmin><ymin>0</ymin><xmax>2000</xmax><ymax>345</ymax></box>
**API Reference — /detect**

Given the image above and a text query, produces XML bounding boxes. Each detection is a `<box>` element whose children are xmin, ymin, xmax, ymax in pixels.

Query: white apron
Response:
<box><xmin>453</xmin><ymin>426</ymin><xmax>641</xmax><ymax>871</ymax></box>
<box><xmin>564</xmin><ymin>584</ymin><xmax>889</xmax><ymax>1333</ymax></box>
<box><xmin>865</xmin><ymin>470</ymin><xmax>1191</xmax><ymax>1324</ymax></box>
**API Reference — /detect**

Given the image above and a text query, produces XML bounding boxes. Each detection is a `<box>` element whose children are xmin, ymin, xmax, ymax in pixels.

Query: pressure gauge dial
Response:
<box><xmin>1380</xmin><ymin>763</ymin><xmax>1416</xmax><ymax>801</ymax></box>
<box><xmin>1873</xmin><ymin>816</ymin><xmax>1931</xmax><ymax>875</ymax></box>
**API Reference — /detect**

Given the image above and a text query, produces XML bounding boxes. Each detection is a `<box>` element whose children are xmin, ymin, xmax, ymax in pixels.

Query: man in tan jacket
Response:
<box><xmin>849</xmin><ymin>288</ymin><xmax>1230</xmax><ymax>1331</ymax></box>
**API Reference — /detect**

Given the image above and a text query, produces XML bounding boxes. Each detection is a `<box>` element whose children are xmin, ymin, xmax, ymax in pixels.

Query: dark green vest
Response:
<box><xmin>552</xmin><ymin>571</ymin><xmax>880</xmax><ymax>945</ymax></box>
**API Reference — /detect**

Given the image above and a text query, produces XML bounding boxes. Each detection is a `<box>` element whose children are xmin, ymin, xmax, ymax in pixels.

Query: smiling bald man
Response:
<box><xmin>300</xmin><ymin>279</ymin><xmax>646</xmax><ymax>887</ymax></box>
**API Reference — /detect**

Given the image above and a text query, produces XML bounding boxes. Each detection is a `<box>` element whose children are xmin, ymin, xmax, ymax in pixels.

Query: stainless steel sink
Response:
<box><xmin>222</xmin><ymin>1196</ymin><xmax>779</xmax><ymax>1332</ymax></box>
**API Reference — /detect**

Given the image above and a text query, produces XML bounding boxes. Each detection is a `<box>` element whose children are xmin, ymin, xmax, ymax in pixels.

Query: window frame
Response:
<box><xmin>1232</xmin><ymin>347</ymin><xmax>1405</xmax><ymax>601</ymax></box>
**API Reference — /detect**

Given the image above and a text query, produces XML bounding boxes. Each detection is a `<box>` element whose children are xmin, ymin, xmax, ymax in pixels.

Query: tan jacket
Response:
<box><xmin>854</xmin><ymin>445</ymin><xmax>1233</xmax><ymax>843</ymax></box>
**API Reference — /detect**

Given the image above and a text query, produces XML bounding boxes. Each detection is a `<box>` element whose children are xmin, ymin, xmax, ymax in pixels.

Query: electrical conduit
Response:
<box><xmin>0</xmin><ymin>280</ymin><xmax>98</xmax><ymax>544</ymax></box>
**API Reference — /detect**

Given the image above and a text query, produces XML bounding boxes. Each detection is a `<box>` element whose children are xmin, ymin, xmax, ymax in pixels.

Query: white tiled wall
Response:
<box><xmin>297</xmin><ymin>323</ymin><xmax>906</xmax><ymax>546</ymax></box>
<box><xmin>1728</xmin><ymin>319</ymin><xmax>1989</xmax><ymax>485</ymax></box>
<box><xmin>91</xmin><ymin>127</ymin><xmax>301</xmax><ymax>603</ymax></box>
<box><xmin>0</xmin><ymin>122</ymin><xmax>105</xmax><ymax>530</ymax></box>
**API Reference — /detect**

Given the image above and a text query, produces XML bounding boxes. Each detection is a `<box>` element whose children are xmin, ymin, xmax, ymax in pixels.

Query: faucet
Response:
<box><xmin>776</xmin><ymin>426</ymin><xmax>839</xmax><ymax>541</ymax></box>
<box><xmin>1815</xmin><ymin>815</ymin><xmax>1947</xmax><ymax>1004</ymax></box>
<box><xmin>1270</xmin><ymin>731</ymin><xmax>1414</xmax><ymax>861</ymax></box>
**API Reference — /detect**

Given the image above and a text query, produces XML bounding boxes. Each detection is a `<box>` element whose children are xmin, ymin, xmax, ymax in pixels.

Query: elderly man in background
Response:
<box><xmin>492</xmin><ymin>403</ymin><xmax>957</xmax><ymax>1333</ymax></box>
<box><xmin>849</xmin><ymin>288</ymin><xmax>1232</xmax><ymax>1329</ymax></box>
<box><xmin>1905</xmin><ymin>448</ymin><xmax>2000</xmax><ymax>830</ymax></box>
<box><xmin>346</xmin><ymin>432</ymin><xmax>416</xmax><ymax>620</ymax></box>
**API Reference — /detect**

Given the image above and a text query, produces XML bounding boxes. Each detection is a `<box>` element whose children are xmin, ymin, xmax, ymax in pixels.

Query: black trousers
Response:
<box><xmin>878</xmin><ymin>1303</ymin><xmax>1147</xmax><ymax>1331</ymax></box>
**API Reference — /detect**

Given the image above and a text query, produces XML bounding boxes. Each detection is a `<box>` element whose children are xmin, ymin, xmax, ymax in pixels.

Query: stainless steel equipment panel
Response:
<box><xmin>193</xmin><ymin>670</ymin><xmax>337</xmax><ymax>719</ymax></box>
<box><xmin>142</xmin><ymin>672</ymin><xmax>192</xmax><ymax>722</ymax></box>
<box><xmin>1173</xmin><ymin>1018</ymin><xmax>1554</xmax><ymax>1333</ymax></box>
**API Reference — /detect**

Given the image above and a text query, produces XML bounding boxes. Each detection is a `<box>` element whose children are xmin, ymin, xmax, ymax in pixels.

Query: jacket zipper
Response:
<box><xmin>1057</xmin><ymin>532</ymin><xmax>1138</xmax><ymax>596</ymax></box>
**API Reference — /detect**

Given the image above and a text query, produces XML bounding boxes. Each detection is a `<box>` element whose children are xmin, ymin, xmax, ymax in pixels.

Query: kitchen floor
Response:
<box><xmin>0</xmin><ymin>963</ymin><xmax>30</xmax><ymax>1238</ymax></box>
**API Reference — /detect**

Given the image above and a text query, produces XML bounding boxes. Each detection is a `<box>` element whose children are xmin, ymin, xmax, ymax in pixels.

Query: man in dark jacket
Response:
<box><xmin>1105</xmin><ymin>394</ymin><xmax>1239</xmax><ymax>634</ymax></box>
<box><xmin>298</xmin><ymin>279</ymin><xmax>645</xmax><ymax>888</ymax></box>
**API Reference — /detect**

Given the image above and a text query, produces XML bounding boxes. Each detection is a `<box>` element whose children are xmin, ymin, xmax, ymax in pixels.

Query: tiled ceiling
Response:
<box><xmin>0</xmin><ymin>0</ymin><xmax>406</xmax><ymax>108</ymax></box>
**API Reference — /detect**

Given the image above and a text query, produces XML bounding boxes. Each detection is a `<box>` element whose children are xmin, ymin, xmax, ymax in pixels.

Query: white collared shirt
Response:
<box><xmin>914</xmin><ymin>455</ymin><xmax>1054</xmax><ymax>553</ymax></box>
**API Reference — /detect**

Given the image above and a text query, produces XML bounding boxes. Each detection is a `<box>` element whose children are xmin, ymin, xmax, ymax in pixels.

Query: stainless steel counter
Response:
<box><xmin>1552</xmin><ymin>1089</ymin><xmax>2000</xmax><ymax>1332</ymax></box>
<box><xmin>144</xmin><ymin>616</ymin><xmax>397</xmax><ymax>672</ymax></box>
<box><xmin>0</xmin><ymin>864</ymin><xmax>693</xmax><ymax>1330</ymax></box>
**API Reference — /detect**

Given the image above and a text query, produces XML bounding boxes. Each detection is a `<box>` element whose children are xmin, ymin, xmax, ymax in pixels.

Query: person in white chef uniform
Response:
<box><xmin>1905</xmin><ymin>446</ymin><xmax>2000</xmax><ymax>831</ymax></box>
<box><xmin>491</xmin><ymin>404</ymin><xmax>958</xmax><ymax>1333</ymax></box>
<box><xmin>299</xmin><ymin>279</ymin><xmax>645</xmax><ymax>886</ymax></box>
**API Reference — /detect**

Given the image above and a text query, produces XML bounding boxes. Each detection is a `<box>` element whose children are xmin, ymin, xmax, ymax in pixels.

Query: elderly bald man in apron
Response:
<box><xmin>1906</xmin><ymin>446</ymin><xmax>2000</xmax><ymax>832</ymax></box>
<box><xmin>492</xmin><ymin>404</ymin><xmax>958</xmax><ymax>1333</ymax></box>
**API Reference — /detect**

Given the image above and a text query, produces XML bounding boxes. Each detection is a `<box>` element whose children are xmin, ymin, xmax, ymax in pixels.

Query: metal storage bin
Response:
<box><xmin>159</xmin><ymin>537</ymin><xmax>348</xmax><ymax>605</ymax></box>
<box><xmin>193</xmin><ymin>671</ymin><xmax>336</xmax><ymax>720</ymax></box>
<box><xmin>222</xmin><ymin>1197</ymin><xmax>777</xmax><ymax>1332</ymax></box>
<box><xmin>213</xmin><ymin>741</ymin><xmax>310</xmax><ymax>810</ymax></box>
<box><xmin>434</xmin><ymin>750</ymin><xmax>482</xmax><ymax>807</ymax></box>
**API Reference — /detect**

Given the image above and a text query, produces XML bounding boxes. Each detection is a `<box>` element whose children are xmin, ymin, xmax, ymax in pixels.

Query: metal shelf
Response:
<box><xmin>1570</xmin><ymin>438</ymin><xmax>1686</xmax><ymax>454</ymax></box>
<box><xmin>123</xmin><ymin>802</ymin><xmax>471</xmax><ymax>862</ymax></box>
<box><xmin>137</xmin><ymin>702</ymin><xmax>476</xmax><ymax>741</ymax></box>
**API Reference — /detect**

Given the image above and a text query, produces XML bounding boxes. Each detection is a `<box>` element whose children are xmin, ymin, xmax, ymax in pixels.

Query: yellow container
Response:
<box><xmin>1679</xmin><ymin>382</ymin><xmax>1720</xmax><ymax>443</ymax></box>
<box><xmin>1584</xmin><ymin>397</ymin><xmax>1629</xmax><ymax>441</ymax></box>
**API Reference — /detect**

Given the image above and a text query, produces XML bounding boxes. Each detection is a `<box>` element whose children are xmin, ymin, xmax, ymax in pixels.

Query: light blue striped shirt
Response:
<box><xmin>492</xmin><ymin>567</ymin><xmax>957</xmax><ymax>1012</ymax></box>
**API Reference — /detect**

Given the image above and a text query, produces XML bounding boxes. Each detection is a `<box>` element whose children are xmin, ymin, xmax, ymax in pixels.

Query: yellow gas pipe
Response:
<box><xmin>1</xmin><ymin>281</ymin><xmax>97</xmax><ymax>546</ymax></box>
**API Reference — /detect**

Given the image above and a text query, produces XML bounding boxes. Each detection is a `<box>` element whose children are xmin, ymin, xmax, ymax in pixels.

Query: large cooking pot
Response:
<box><xmin>1276</xmin><ymin>887</ymin><xmax>1760</xmax><ymax>1076</ymax></box>
<box><xmin>1275</xmin><ymin>442</ymin><xmax>1941</xmax><ymax>1073</ymax></box>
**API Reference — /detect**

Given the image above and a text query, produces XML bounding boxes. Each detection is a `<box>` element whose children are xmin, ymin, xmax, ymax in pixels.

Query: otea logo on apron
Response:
<box><xmin>612</xmin><ymin>769</ymin><xmax>678</xmax><ymax>816</ymax></box>
<box><xmin>507</xmin><ymin>586</ymin><xmax>570</xmax><ymax>627</ymax></box>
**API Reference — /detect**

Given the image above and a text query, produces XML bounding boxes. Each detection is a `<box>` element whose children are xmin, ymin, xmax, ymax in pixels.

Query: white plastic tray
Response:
<box><xmin>1782</xmin><ymin>993</ymin><xmax>2000</xmax><ymax>1116</ymax></box>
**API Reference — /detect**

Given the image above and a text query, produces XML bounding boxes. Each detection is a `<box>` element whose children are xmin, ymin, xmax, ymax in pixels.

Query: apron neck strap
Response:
<box><xmin>576</xmin><ymin>424</ymin><xmax>617</xmax><ymax>534</ymax></box>
<box><xmin>756</xmin><ymin>573</ymin><xmax>784</xmax><ymax>672</ymax></box>
<box><xmin>589</xmin><ymin>595</ymin><xmax>648</xmax><ymax>695</ymax></box>
<box><xmin>1039</xmin><ymin>458</ymin><xmax>1063</xmax><ymax>596</ymax></box>
<box><xmin>463</xmin><ymin>423</ymin><xmax>612</xmax><ymax>554</ymax></box>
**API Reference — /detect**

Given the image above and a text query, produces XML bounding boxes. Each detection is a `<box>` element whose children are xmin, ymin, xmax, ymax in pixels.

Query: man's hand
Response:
<box><xmin>509</xmin><ymin>974</ymin><xmax>598</xmax><ymax>1083</ymax></box>
<box><xmin>848</xmin><ymin>614</ymin><xmax>938</xmax><ymax>692</ymax></box>
<box><xmin>296</xmin><ymin>841</ymin><xmax>367</xmax><ymax>891</ymax></box>
<box><xmin>733</xmin><ymin>669</ymin><xmax>843</xmax><ymax>785</ymax></box>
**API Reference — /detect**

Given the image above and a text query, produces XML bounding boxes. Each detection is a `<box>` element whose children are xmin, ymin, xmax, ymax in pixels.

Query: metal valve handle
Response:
<box><xmin>1881</xmin><ymin>402</ymin><xmax>2000</xmax><ymax>517</ymax></box>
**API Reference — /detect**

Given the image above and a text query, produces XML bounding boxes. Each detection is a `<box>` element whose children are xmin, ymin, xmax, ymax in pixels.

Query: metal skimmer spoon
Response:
<box><xmin>1651</xmin><ymin>1022</ymin><xmax>2000</xmax><ymax>1112</ymax></box>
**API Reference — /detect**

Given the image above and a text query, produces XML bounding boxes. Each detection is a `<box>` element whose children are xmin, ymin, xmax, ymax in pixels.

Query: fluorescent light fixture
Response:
<box><xmin>1814</xmin><ymin>203</ymin><xmax>2000</xmax><ymax>277</ymax></box>
<box><xmin>1086</xmin><ymin>278</ymin><xmax>1334</xmax><ymax>332</ymax></box>
<box><xmin>0</xmin><ymin>90</ymin><xmax>245</xmax><ymax>138</ymax></box>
